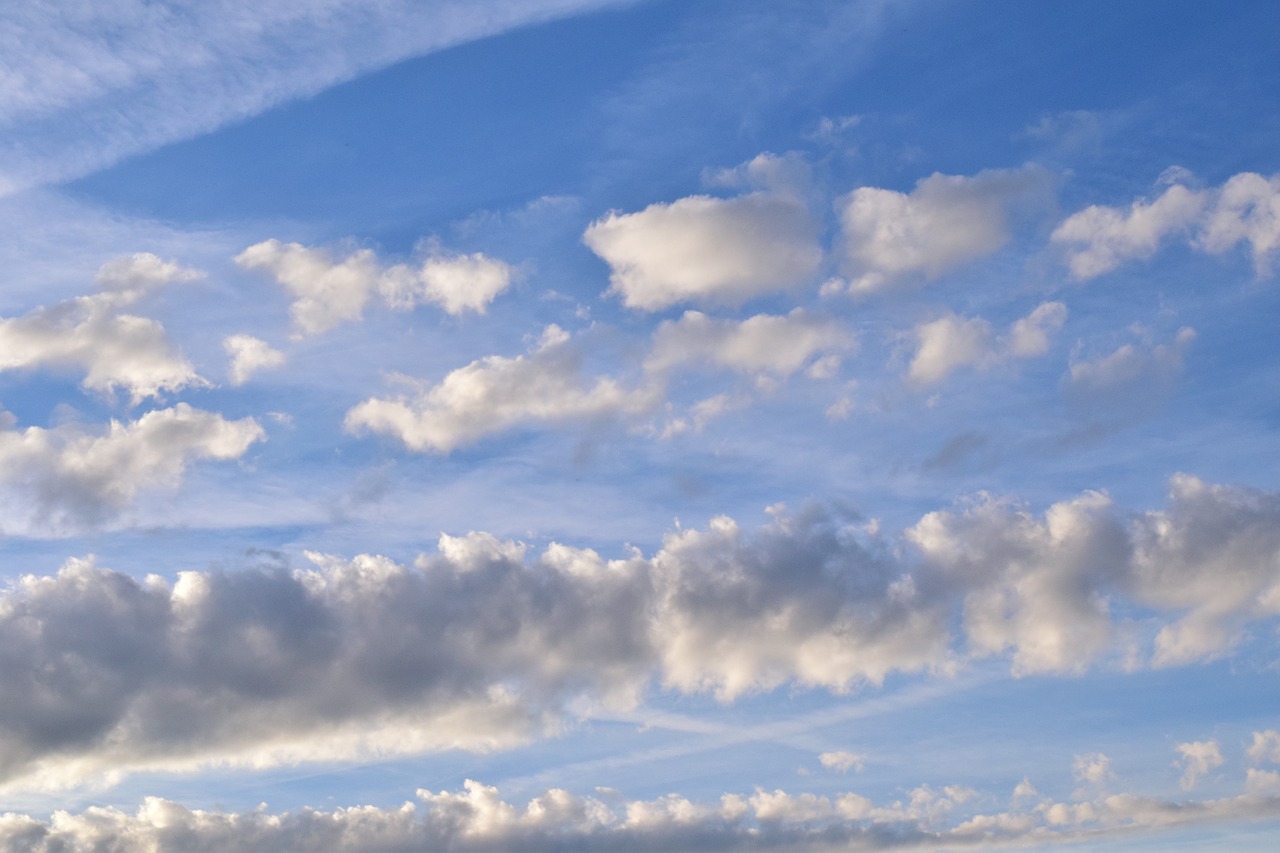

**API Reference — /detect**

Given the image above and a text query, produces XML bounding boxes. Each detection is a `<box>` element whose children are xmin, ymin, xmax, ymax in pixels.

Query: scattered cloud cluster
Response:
<box><xmin>0</xmin><ymin>476</ymin><xmax>1274</xmax><ymax>786</ymax></box>
<box><xmin>3</xmin><ymin>765</ymin><xmax>1278</xmax><ymax>852</ymax></box>
<box><xmin>0</xmin><ymin>253</ymin><xmax>204</xmax><ymax>402</ymax></box>
<box><xmin>1053</xmin><ymin>170</ymin><xmax>1280</xmax><ymax>279</ymax></box>
<box><xmin>235</xmin><ymin>239</ymin><xmax>515</xmax><ymax>337</ymax></box>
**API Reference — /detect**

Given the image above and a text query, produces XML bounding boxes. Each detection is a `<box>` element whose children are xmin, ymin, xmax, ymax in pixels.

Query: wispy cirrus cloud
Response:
<box><xmin>0</xmin><ymin>0</ymin><xmax>636</xmax><ymax>194</ymax></box>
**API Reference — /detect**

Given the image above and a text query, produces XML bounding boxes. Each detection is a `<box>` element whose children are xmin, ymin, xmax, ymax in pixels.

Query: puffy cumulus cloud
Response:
<box><xmin>818</xmin><ymin>751</ymin><xmax>865</xmax><ymax>773</ymax></box>
<box><xmin>652</xmin><ymin>506</ymin><xmax>950</xmax><ymax>699</ymax></box>
<box><xmin>1052</xmin><ymin>183</ymin><xmax>1206</xmax><ymax>279</ymax></box>
<box><xmin>1129</xmin><ymin>475</ymin><xmax>1280</xmax><ymax>666</ymax></box>
<box><xmin>345</xmin><ymin>326</ymin><xmax>656</xmax><ymax>453</ymax></box>
<box><xmin>379</xmin><ymin>251</ymin><xmax>514</xmax><ymax>316</ymax></box>
<box><xmin>4</xmin><ymin>775</ymin><xmax>1279</xmax><ymax>852</ymax></box>
<box><xmin>0</xmin><ymin>404</ymin><xmax>264</xmax><ymax>528</ymax></box>
<box><xmin>836</xmin><ymin>165</ymin><xmax>1050</xmax><ymax>294</ymax></box>
<box><xmin>0</xmin><ymin>253</ymin><xmax>205</xmax><ymax>403</ymax></box>
<box><xmin>908</xmin><ymin>302</ymin><xmax>1067</xmax><ymax>387</ymax></box>
<box><xmin>910</xmin><ymin>302</ymin><xmax>1068</xmax><ymax>385</ymax></box>
<box><xmin>646</xmin><ymin>309</ymin><xmax>854</xmax><ymax>380</ymax></box>
<box><xmin>583</xmin><ymin>155</ymin><xmax>822</xmax><ymax>310</ymax></box>
<box><xmin>222</xmin><ymin>334</ymin><xmax>286</xmax><ymax>386</ymax></box>
<box><xmin>1176</xmin><ymin>740</ymin><xmax>1224</xmax><ymax>791</ymax></box>
<box><xmin>1067</xmin><ymin>326</ymin><xmax>1195</xmax><ymax>400</ymax></box>
<box><xmin>1248</xmin><ymin>730</ymin><xmax>1280</xmax><ymax>765</ymax></box>
<box><xmin>910</xmin><ymin>491</ymin><xmax>1129</xmax><ymax>675</ymax></box>
<box><xmin>1</xmin><ymin>479</ymin><xmax>1279</xmax><ymax>786</ymax></box>
<box><xmin>235</xmin><ymin>239</ymin><xmax>514</xmax><ymax>336</ymax></box>
<box><xmin>1053</xmin><ymin>170</ymin><xmax>1280</xmax><ymax>279</ymax></box>
<box><xmin>0</xmin><ymin>540</ymin><xmax>652</xmax><ymax>791</ymax></box>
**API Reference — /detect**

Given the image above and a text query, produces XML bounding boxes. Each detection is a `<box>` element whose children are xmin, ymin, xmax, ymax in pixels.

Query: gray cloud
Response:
<box><xmin>0</xmin><ymin>476</ymin><xmax>1276</xmax><ymax>787</ymax></box>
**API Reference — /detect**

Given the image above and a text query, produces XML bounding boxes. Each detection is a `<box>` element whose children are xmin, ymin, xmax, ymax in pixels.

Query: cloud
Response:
<box><xmin>223</xmin><ymin>334</ymin><xmax>286</xmax><ymax>386</ymax></box>
<box><xmin>0</xmin><ymin>0</ymin><xmax>634</xmax><ymax>194</ymax></box>
<box><xmin>907</xmin><ymin>301</ymin><xmax>1066</xmax><ymax>386</ymax></box>
<box><xmin>1073</xmin><ymin>753</ymin><xmax>1114</xmax><ymax>786</ymax></box>
<box><xmin>380</xmin><ymin>251</ymin><xmax>515</xmax><ymax>316</ymax></box>
<box><xmin>1067</xmin><ymin>326</ymin><xmax>1195</xmax><ymax>401</ymax></box>
<box><xmin>0</xmin><ymin>477</ymin><xmax>1276</xmax><ymax>785</ymax></box>
<box><xmin>3</xmin><ymin>776</ymin><xmax>1278</xmax><ymax>852</ymax></box>
<box><xmin>583</xmin><ymin>155</ymin><xmax>823</xmax><ymax>310</ymax></box>
<box><xmin>818</xmin><ymin>751</ymin><xmax>864</xmax><ymax>774</ymax></box>
<box><xmin>0</xmin><ymin>253</ymin><xmax>205</xmax><ymax>403</ymax></box>
<box><xmin>0</xmin><ymin>404</ymin><xmax>265</xmax><ymax>528</ymax></box>
<box><xmin>836</xmin><ymin>165</ymin><xmax>1050</xmax><ymax>294</ymax></box>
<box><xmin>1248</xmin><ymin>731</ymin><xmax>1280</xmax><ymax>765</ymax></box>
<box><xmin>235</xmin><ymin>239</ymin><xmax>515</xmax><ymax>337</ymax></box>
<box><xmin>1130</xmin><ymin>475</ymin><xmax>1280</xmax><ymax>666</ymax></box>
<box><xmin>646</xmin><ymin>309</ymin><xmax>854</xmax><ymax>379</ymax></box>
<box><xmin>345</xmin><ymin>326</ymin><xmax>655</xmax><ymax>453</ymax></box>
<box><xmin>1053</xmin><ymin>170</ymin><xmax>1280</xmax><ymax>279</ymax></box>
<box><xmin>1176</xmin><ymin>740</ymin><xmax>1224</xmax><ymax>791</ymax></box>
<box><xmin>909</xmin><ymin>490</ymin><xmax>1128</xmax><ymax>675</ymax></box>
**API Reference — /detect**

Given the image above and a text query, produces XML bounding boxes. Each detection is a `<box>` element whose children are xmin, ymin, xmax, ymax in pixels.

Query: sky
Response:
<box><xmin>0</xmin><ymin>0</ymin><xmax>1277</xmax><ymax>849</ymax></box>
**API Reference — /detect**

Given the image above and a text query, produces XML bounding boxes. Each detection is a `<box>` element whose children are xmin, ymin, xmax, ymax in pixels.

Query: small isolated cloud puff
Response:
<box><xmin>0</xmin><ymin>403</ymin><xmax>264</xmax><ymax>528</ymax></box>
<box><xmin>223</xmin><ymin>334</ymin><xmax>286</xmax><ymax>386</ymax></box>
<box><xmin>908</xmin><ymin>301</ymin><xmax>1066</xmax><ymax>386</ymax></box>
<box><xmin>583</xmin><ymin>154</ymin><xmax>822</xmax><ymax>310</ymax></box>
<box><xmin>1053</xmin><ymin>170</ymin><xmax>1280</xmax><ymax>279</ymax></box>
<box><xmin>837</xmin><ymin>165</ymin><xmax>1050</xmax><ymax>294</ymax></box>
<box><xmin>1248</xmin><ymin>731</ymin><xmax>1280</xmax><ymax>765</ymax></box>
<box><xmin>235</xmin><ymin>238</ymin><xmax>514</xmax><ymax>336</ymax></box>
<box><xmin>345</xmin><ymin>326</ymin><xmax>654</xmax><ymax>453</ymax></box>
<box><xmin>647</xmin><ymin>309</ymin><xmax>854</xmax><ymax>379</ymax></box>
<box><xmin>1067</xmin><ymin>326</ymin><xmax>1195</xmax><ymax>399</ymax></box>
<box><xmin>1073</xmin><ymin>753</ymin><xmax>1113</xmax><ymax>786</ymax></box>
<box><xmin>0</xmin><ymin>253</ymin><xmax>205</xmax><ymax>403</ymax></box>
<box><xmin>1175</xmin><ymin>740</ymin><xmax>1223</xmax><ymax>791</ymax></box>
<box><xmin>819</xmin><ymin>751</ymin><xmax>865</xmax><ymax>773</ymax></box>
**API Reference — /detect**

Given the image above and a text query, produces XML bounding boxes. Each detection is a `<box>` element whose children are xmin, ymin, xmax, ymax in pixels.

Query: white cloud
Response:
<box><xmin>223</xmin><ymin>334</ymin><xmax>285</xmax><ymax>386</ymax></box>
<box><xmin>0</xmin><ymin>404</ymin><xmax>264</xmax><ymax>528</ymax></box>
<box><xmin>235</xmin><ymin>240</ymin><xmax>379</xmax><ymax>337</ymax></box>
<box><xmin>646</xmin><ymin>310</ymin><xmax>854</xmax><ymax>379</ymax></box>
<box><xmin>907</xmin><ymin>301</ymin><xmax>1066</xmax><ymax>387</ymax></box>
<box><xmin>0</xmin><ymin>0</ymin><xmax>633</xmax><ymax>194</ymax></box>
<box><xmin>0</xmin><ymin>253</ymin><xmax>205</xmax><ymax>403</ymax></box>
<box><xmin>1067</xmin><ymin>326</ymin><xmax>1195</xmax><ymax>397</ymax></box>
<box><xmin>1052</xmin><ymin>184</ymin><xmax>1206</xmax><ymax>279</ymax></box>
<box><xmin>1053</xmin><ymin>170</ymin><xmax>1280</xmax><ymax>279</ymax></box>
<box><xmin>4</xmin><ymin>775</ymin><xmax>1277</xmax><ymax>852</ymax></box>
<box><xmin>1196</xmin><ymin>171</ymin><xmax>1280</xmax><ymax>275</ymax></box>
<box><xmin>345</xmin><ymin>326</ymin><xmax>654</xmax><ymax>453</ymax></box>
<box><xmin>1176</xmin><ymin>740</ymin><xmax>1223</xmax><ymax>791</ymax></box>
<box><xmin>236</xmin><ymin>239</ymin><xmax>516</xmax><ymax>336</ymax></box>
<box><xmin>583</xmin><ymin>156</ymin><xmax>822</xmax><ymax>310</ymax></box>
<box><xmin>1073</xmin><ymin>753</ymin><xmax>1114</xmax><ymax>786</ymax></box>
<box><xmin>1248</xmin><ymin>730</ymin><xmax>1280</xmax><ymax>765</ymax></box>
<box><xmin>837</xmin><ymin>165</ymin><xmax>1049</xmax><ymax>294</ymax></box>
<box><xmin>380</xmin><ymin>251</ymin><xmax>514</xmax><ymax>316</ymax></box>
<box><xmin>818</xmin><ymin>751</ymin><xmax>864</xmax><ymax>773</ymax></box>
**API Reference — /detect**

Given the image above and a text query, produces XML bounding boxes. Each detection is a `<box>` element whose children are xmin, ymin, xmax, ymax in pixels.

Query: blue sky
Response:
<box><xmin>0</xmin><ymin>1</ymin><xmax>1278</xmax><ymax>849</ymax></box>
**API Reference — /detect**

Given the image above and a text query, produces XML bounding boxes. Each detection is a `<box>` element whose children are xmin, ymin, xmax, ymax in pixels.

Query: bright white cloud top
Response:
<box><xmin>0</xmin><ymin>2</ymin><xmax>1277</xmax><ymax>850</ymax></box>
